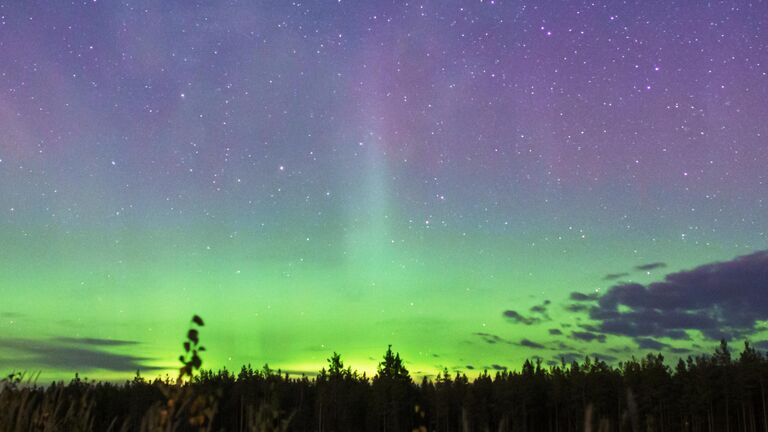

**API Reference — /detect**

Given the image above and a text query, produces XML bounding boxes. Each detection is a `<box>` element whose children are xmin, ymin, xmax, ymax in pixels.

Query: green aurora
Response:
<box><xmin>1</xmin><ymin>1</ymin><xmax>767</xmax><ymax>381</ymax></box>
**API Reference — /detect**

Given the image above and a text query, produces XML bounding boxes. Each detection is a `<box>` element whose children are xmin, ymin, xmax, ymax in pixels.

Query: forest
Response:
<box><xmin>2</xmin><ymin>336</ymin><xmax>768</xmax><ymax>432</ymax></box>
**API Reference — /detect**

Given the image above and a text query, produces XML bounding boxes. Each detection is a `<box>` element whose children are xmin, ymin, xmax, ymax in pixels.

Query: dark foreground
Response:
<box><xmin>2</xmin><ymin>341</ymin><xmax>768</xmax><ymax>432</ymax></box>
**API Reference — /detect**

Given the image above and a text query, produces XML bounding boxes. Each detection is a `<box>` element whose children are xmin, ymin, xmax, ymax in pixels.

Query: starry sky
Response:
<box><xmin>1</xmin><ymin>1</ymin><xmax>767</xmax><ymax>380</ymax></box>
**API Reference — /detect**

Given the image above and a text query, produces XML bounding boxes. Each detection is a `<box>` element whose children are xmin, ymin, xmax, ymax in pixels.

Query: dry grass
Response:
<box><xmin>0</xmin><ymin>315</ymin><xmax>294</xmax><ymax>432</ymax></box>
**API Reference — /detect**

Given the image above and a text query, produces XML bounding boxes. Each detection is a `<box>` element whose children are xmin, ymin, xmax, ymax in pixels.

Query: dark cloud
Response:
<box><xmin>473</xmin><ymin>333</ymin><xmax>548</xmax><ymax>350</ymax></box>
<box><xmin>519</xmin><ymin>338</ymin><xmax>545</xmax><ymax>349</ymax></box>
<box><xmin>604</xmin><ymin>272</ymin><xmax>630</xmax><ymax>281</ymax></box>
<box><xmin>555</xmin><ymin>341</ymin><xmax>575</xmax><ymax>350</ymax></box>
<box><xmin>578</xmin><ymin>324</ymin><xmax>601</xmax><ymax>333</ymax></box>
<box><xmin>465</xmin><ymin>365</ymin><xmax>475</xmax><ymax>370</ymax></box>
<box><xmin>602</xmin><ymin>261</ymin><xmax>667</xmax><ymax>283</ymax></box>
<box><xmin>54</xmin><ymin>337</ymin><xmax>140</xmax><ymax>347</ymax></box>
<box><xmin>474</xmin><ymin>332</ymin><xmax>512</xmax><ymax>345</ymax></box>
<box><xmin>491</xmin><ymin>364</ymin><xmax>507</xmax><ymax>371</ymax></box>
<box><xmin>570</xmin><ymin>331</ymin><xmax>607</xmax><ymax>343</ymax></box>
<box><xmin>607</xmin><ymin>347</ymin><xmax>632</xmax><ymax>355</ymax></box>
<box><xmin>666</xmin><ymin>330</ymin><xmax>692</xmax><ymax>340</ymax></box>
<box><xmin>588</xmin><ymin>251</ymin><xmax>768</xmax><ymax>341</ymax></box>
<box><xmin>529</xmin><ymin>300</ymin><xmax>552</xmax><ymax>319</ymax></box>
<box><xmin>0</xmin><ymin>338</ymin><xmax>160</xmax><ymax>372</ymax></box>
<box><xmin>564</xmin><ymin>304</ymin><xmax>590</xmax><ymax>313</ymax></box>
<box><xmin>548</xmin><ymin>328</ymin><xmax>563</xmax><ymax>335</ymax></box>
<box><xmin>635</xmin><ymin>262</ymin><xmax>667</xmax><ymax>271</ymax></box>
<box><xmin>635</xmin><ymin>337</ymin><xmax>670</xmax><ymax>350</ymax></box>
<box><xmin>474</xmin><ymin>332</ymin><xmax>568</xmax><ymax>352</ymax></box>
<box><xmin>634</xmin><ymin>338</ymin><xmax>692</xmax><ymax>354</ymax></box>
<box><xmin>570</xmin><ymin>292</ymin><xmax>599</xmax><ymax>301</ymax></box>
<box><xmin>502</xmin><ymin>310</ymin><xmax>541</xmax><ymax>325</ymax></box>
<box><xmin>752</xmin><ymin>341</ymin><xmax>768</xmax><ymax>351</ymax></box>
<box><xmin>528</xmin><ymin>300</ymin><xmax>552</xmax><ymax>324</ymax></box>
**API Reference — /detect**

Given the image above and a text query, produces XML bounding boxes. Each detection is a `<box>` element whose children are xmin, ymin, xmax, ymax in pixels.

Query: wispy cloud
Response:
<box><xmin>54</xmin><ymin>337</ymin><xmax>140</xmax><ymax>347</ymax></box>
<box><xmin>502</xmin><ymin>310</ymin><xmax>541</xmax><ymax>325</ymax></box>
<box><xmin>0</xmin><ymin>337</ymin><xmax>160</xmax><ymax>373</ymax></box>
<box><xmin>635</xmin><ymin>262</ymin><xmax>667</xmax><ymax>271</ymax></box>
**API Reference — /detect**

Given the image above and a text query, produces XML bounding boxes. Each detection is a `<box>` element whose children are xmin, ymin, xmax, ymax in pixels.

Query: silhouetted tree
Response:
<box><xmin>371</xmin><ymin>345</ymin><xmax>414</xmax><ymax>432</ymax></box>
<box><xmin>4</xmin><ymin>340</ymin><xmax>768</xmax><ymax>431</ymax></box>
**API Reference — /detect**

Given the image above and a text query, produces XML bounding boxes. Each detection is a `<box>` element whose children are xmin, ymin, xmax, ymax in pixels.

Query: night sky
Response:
<box><xmin>1</xmin><ymin>1</ymin><xmax>767</xmax><ymax>380</ymax></box>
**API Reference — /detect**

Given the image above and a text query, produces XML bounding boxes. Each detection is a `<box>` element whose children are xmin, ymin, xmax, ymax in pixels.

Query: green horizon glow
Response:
<box><xmin>0</xmin><ymin>223</ymin><xmax>754</xmax><ymax>382</ymax></box>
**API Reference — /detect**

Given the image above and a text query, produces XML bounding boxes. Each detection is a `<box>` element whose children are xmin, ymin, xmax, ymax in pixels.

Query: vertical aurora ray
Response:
<box><xmin>343</xmin><ymin>129</ymin><xmax>394</xmax><ymax>290</ymax></box>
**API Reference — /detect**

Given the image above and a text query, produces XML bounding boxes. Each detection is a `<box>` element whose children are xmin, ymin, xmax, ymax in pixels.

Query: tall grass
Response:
<box><xmin>0</xmin><ymin>316</ymin><xmax>295</xmax><ymax>432</ymax></box>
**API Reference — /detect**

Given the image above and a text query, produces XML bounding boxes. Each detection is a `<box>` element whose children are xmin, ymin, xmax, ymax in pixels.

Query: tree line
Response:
<box><xmin>2</xmin><ymin>340</ymin><xmax>768</xmax><ymax>431</ymax></box>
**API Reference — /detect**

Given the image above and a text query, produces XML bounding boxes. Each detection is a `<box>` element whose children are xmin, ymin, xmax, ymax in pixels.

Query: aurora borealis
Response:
<box><xmin>1</xmin><ymin>1</ymin><xmax>767</xmax><ymax>380</ymax></box>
